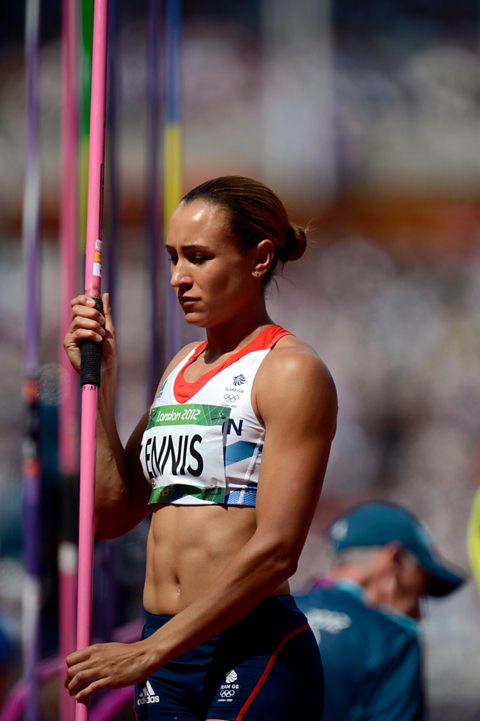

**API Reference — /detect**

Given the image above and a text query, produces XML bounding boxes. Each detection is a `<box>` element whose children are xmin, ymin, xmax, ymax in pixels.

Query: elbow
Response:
<box><xmin>276</xmin><ymin>552</ymin><xmax>298</xmax><ymax>582</ymax></box>
<box><xmin>260</xmin><ymin>538</ymin><xmax>299</xmax><ymax>585</ymax></box>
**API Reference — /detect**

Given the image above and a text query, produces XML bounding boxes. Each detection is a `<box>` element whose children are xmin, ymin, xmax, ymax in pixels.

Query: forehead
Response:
<box><xmin>167</xmin><ymin>199</ymin><xmax>231</xmax><ymax>241</ymax></box>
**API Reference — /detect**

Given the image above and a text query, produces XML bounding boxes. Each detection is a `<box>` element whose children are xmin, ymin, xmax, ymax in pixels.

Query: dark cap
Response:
<box><xmin>328</xmin><ymin>501</ymin><xmax>466</xmax><ymax>597</ymax></box>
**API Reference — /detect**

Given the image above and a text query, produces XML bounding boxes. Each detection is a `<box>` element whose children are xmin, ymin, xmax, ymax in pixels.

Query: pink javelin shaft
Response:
<box><xmin>76</xmin><ymin>2</ymin><xmax>109</xmax><ymax>720</ymax></box>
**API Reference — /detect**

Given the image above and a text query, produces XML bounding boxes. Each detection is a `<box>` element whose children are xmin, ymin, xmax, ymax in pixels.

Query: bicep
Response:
<box><xmin>255</xmin><ymin>354</ymin><xmax>337</xmax><ymax>557</ymax></box>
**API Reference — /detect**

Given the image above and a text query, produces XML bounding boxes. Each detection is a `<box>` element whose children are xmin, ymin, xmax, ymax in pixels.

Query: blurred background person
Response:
<box><xmin>295</xmin><ymin>501</ymin><xmax>466</xmax><ymax>721</ymax></box>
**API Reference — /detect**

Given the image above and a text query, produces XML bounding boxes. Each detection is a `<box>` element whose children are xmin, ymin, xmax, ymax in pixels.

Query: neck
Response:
<box><xmin>204</xmin><ymin>303</ymin><xmax>272</xmax><ymax>363</ymax></box>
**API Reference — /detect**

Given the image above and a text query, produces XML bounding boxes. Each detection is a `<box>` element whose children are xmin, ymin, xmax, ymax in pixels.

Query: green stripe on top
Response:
<box><xmin>149</xmin><ymin>483</ymin><xmax>226</xmax><ymax>505</ymax></box>
<box><xmin>147</xmin><ymin>403</ymin><xmax>230</xmax><ymax>428</ymax></box>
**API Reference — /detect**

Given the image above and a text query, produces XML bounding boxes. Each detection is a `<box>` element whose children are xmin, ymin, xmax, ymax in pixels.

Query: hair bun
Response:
<box><xmin>281</xmin><ymin>224</ymin><xmax>307</xmax><ymax>262</ymax></box>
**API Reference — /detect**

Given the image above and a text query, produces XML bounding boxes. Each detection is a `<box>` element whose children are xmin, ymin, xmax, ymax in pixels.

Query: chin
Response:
<box><xmin>182</xmin><ymin>312</ymin><xmax>207</xmax><ymax>328</ymax></box>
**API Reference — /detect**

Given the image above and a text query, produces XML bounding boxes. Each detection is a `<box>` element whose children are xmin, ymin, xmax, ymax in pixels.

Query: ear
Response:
<box><xmin>252</xmin><ymin>239</ymin><xmax>275</xmax><ymax>279</ymax></box>
<box><xmin>386</xmin><ymin>544</ymin><xmax>405</xmax><ymax>573</ymax></box>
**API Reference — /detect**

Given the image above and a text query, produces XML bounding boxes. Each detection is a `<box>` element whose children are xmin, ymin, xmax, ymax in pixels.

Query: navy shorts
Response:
<box><xmin>134</xmin><ymin>595</ymin><xmax>323</xmax><ymax>720</ymax></box>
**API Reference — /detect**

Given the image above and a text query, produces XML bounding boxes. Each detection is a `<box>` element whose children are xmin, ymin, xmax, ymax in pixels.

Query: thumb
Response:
<box><xmin>102</xmin><ymin>292</ymin><xmax>114</xmax><ymax>333</ymax></box>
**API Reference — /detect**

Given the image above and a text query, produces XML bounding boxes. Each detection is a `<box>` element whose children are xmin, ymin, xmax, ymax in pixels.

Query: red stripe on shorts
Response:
<box><xmin>235</xmin><ymin>622</ymin><xmax>310</xmax><ymax>721</ymax></box>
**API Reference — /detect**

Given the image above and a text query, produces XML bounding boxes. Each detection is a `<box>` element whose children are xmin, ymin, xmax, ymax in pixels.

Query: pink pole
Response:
<box><xmin>76</xmin><ymin>2</ymin><xmax>109</xmax><ymax>720</ymax></box>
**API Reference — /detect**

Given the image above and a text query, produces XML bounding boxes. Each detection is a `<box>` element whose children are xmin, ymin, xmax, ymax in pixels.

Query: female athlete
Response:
<box><xmin>64</xmin><ymin>175</ymin><xmax>337</xmax><ymax>720</ymax></box>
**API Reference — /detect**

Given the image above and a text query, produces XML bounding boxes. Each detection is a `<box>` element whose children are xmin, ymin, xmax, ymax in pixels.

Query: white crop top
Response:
<box><xmin>140</xmin><ymin>325</ymin><xmax>291</xmax><ymax>506</ymax></box>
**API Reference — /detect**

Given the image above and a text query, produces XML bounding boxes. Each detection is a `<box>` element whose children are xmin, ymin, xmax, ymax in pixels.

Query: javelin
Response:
<box><xmin>58</xmin><ymin>1</ymin><xmax>79</xmax><ymax>719</ymax></box>
<box><xmin>76</xmin><ymin>1</ymin><xmax>109</xmax><ymax>719</ymax></box>
<box><xmin>79</xmin><ymin>0</ymin><xmax>94</xmax><ymax>254</ymax></box>
<box><xmin>94</xmin><ymin>0</ymin><xmax>120</xmax><ymax>646</ymax></box>
<box><xmin>22</xmin><ymin>1</ymin><xmax>41</xmax><ymax>720</ymax></box>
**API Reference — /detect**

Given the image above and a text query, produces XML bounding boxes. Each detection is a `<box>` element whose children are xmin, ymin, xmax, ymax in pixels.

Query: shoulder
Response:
<box><xmin>265</xmin><ymin>334</ymin><xmax>335</xmax><ymax>387</ymax></box>
<box><xmin>296</xmin><ymin>584</ymin><xmax>365</xmax><ymax>620</ymax></box>
<box><xmin>296</xmin><ymin>586</ymin><xmax>420</xmax><ymax>643</ymax></box>
<box><xmin>255</xmin><ymin>334</ymin><xmax>337</xmax><ymax>429</ymax></box>
<box><xmin>295</xmin><ymin>586</ymin><xmax>358</xmax><ymax>636</ymax></box>
<box><xmin>296</xmin><ymin>587</ymin><xmax>421</xmax><ymax>673</ymax></box>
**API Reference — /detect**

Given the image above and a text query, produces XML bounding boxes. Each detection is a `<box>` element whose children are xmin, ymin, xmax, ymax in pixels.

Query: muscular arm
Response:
<box><xmin>66</xmin><ymin>339</ymin><xmax>338</xmax><ymax>698</ymax></box>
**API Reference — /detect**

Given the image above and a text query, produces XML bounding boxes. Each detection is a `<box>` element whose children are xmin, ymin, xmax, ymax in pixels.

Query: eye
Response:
<box><xmin>190</xmin><ymin>255</ymin><xmax>208</xmax><ymax>264</ymax></box>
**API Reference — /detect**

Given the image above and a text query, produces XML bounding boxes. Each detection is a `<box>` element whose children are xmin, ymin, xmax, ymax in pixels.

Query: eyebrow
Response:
<box><xmin>165</xmin><ymin>243</ymin><xmax>212</xmax><ymax>252</ymax></box>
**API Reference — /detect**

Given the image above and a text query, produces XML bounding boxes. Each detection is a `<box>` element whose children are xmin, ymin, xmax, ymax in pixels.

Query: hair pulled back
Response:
<box><xmin>181</xmin><ymin>176</ymin><xmax>307</xmax><ymax>281</ymax></box>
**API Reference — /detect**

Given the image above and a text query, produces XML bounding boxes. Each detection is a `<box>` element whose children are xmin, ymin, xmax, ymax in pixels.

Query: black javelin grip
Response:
<box><xmin>80</xmin><ymin>296</ymin><xmax>104</xmax><ymax>387</ymax></box>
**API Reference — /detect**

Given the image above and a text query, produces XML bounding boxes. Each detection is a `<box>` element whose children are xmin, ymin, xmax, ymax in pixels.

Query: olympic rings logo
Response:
<box><xmin>220</xmin><ymin>690</ymin><xmax>236</xmax><ymax>698</ymax></box>
<box><xmin>223</xmin><ymin>394</ymin><xmax>239</xmax><ymax>403</ymax></box>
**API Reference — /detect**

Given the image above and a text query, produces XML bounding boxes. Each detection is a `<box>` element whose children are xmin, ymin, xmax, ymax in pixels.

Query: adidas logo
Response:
<box><xmin>137</xmin><ymin>680</ymin><xmax>160</xmax><ymax>705</ymax></box>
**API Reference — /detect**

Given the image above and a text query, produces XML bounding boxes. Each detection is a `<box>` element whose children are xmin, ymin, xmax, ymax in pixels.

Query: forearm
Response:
<box><xmin>143</xmin><ymin>531</ymin><xmax>295</xmax><ymax>665</ymax></box>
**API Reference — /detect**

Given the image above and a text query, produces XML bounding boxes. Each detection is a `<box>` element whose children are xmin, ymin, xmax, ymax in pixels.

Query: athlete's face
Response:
<box><xmin>166</xmin><ymin>200</ymin><xmax>262</xmax><ymax>328</ymax></box>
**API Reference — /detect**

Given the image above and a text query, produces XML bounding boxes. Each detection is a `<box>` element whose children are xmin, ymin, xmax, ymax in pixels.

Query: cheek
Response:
<box><xmin>209</xmin><ymin>267</ymin><xmax>250</xmax><ymax>295</ymax></box>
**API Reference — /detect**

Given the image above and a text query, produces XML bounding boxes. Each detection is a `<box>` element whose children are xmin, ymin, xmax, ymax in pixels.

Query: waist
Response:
<box><xmin>142</xmin><ymin>594</ymin><xmax>302</xmax><ymax>637</ymax></box>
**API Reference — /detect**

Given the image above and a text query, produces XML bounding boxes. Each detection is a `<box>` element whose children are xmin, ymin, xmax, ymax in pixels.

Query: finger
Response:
<box><xmin>71</xmin><ymin>326</ymin><xmax>105</xmax><ymax>344</ymax></box>
<box><xmin>74</xmin><ymin>677</ymin><xmax>110</xmax><ymax>702</ymax></box>
<box><xmin>66</xmin><ymin>647</ymin><xmax>90</xmax><ymax>667</ymax></box>
<box><xmin>70</xmin><ymin>294</ymin><xmax>97</xmax><ymax>309</ymax></box>
<box><xmin>71</xmin><ymin>302</ymin><xmax>105</xmax><ymax>325</ymax></box>
<box><xmin>102</xmin><ymin>292</ymin><xmax>115</xmax><ymax>335</ymax></box>
<box><xmin>70</xmin><ymin>308</ymin><xmax>106</xmax><ymax>335</ymax></box>
<box><xmin>67</xmin><ymin>671</ymin><xmax>105</xmax><ymax>699</ymax></box>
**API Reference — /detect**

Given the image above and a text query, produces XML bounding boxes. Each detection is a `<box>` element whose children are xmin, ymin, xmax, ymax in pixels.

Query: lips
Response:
<box><xmin>178</xmin><ymin>296</ymin><xmax>199</xmax><ymax>307</ymax></box>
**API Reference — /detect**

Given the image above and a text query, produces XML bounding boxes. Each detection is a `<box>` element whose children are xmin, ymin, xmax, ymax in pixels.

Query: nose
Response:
<box><xmin>170</xmin><ymin>259</ymin><xmax>192</xmax><ymax>289</ymax></box>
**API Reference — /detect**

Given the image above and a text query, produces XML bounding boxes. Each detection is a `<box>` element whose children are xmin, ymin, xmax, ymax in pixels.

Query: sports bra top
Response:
<box><xmin>140</xmin><ymin>324</ymin><xmax>291</xmax><ymax>506</ymax></box>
